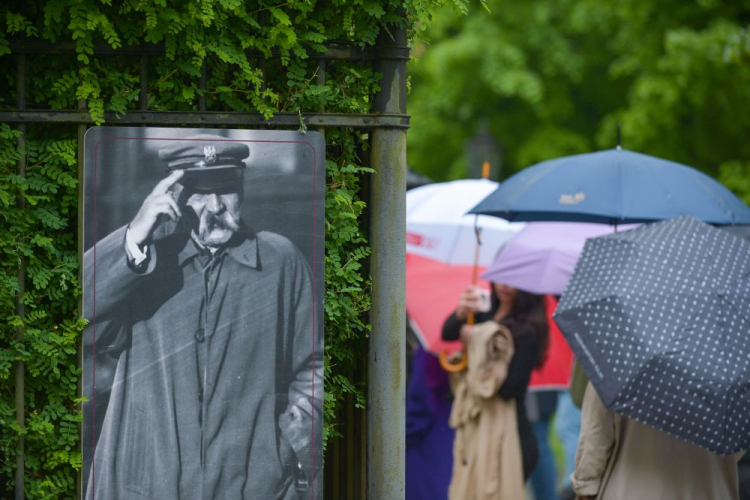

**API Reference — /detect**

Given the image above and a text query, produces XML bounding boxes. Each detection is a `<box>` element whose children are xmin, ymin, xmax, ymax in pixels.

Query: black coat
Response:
<box><xmin>442</xmin><ymin>311</ymin><xmax>541</xmax><ymax>479</ymax></box>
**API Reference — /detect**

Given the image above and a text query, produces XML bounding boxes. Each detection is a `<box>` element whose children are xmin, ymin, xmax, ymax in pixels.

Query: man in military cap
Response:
<box><xmin>84</xmin><ymin>135</ymin><xmax>322</xmax><ymax>499</ymax></box>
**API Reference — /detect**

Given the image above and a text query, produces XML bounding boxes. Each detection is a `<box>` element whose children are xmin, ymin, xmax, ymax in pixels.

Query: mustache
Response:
<box><xmin>198</xmin><ymin>211</ymin><xmax>240</xmax><ymax>237</ymax></box>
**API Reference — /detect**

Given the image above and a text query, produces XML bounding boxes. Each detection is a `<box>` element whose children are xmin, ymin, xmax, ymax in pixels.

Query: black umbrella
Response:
<box><xmin>554</xmin><ymin>216</ymin><xmax>750</xmax><ymax>454</ymax></box>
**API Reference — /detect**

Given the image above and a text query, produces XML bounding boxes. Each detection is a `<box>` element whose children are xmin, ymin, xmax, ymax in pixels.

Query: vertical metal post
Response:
<box><xmin>77</xmin><ymin>116</ymin><xmax>87</xmax><ymax>256</ymax></box>
<box><xmin>360</xmin><ymin>406</ymin><xmax>367</xmax><ymax>499</ymax></box>
<box><xmin>258</xmin><ymin>13</ymin><xmax>267</xmax><ymax>94</ymax></box>
<box><xmin>77</xmin><ymin>60</ymin><xmax>88</xmax><ymax>273</ymax></box>
<box><xmin>198</xmin><ymin>60</ymin><xmax>207</xmax><ymax>112</ymax></box>
<box><xmin>346</xmin><ymin>399</ymin><xmax>355</xmax><ymax>497</ymax></box>
<box><xmin>258</xmin><ymin>58</ymin><xmax>267</xmax><ymax>94</ymax></box>
<box><xmin>140</xmin><ymin>54</ymin><xmax>149</xmax><ymax>111</ymax></box>
<box><xmin>331</xmin><ymin>424</ymin><xmax>340</xmax><ymax>499</ymax></box>
<box><xmin>368</xmin><ymin>18</ymin><xmax>407</xmax><ymax>500</ymax></box>
<box><xmin>15</xmin><ymin>53</ymin><xmax>26</xmax><ymax>500</ymax></box>
<box><xmin>76</xmin><ymin>81</ymin><xmax>87</xmax><ymax>500</ymax></box>
<box><xmin>316</xmin><ymin>60</ymin><xmax>326</xmax><ymax>140</ymax></box>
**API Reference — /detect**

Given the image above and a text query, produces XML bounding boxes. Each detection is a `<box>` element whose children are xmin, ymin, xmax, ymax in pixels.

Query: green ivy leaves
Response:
<box><xmin>0</xmin><ymin>0</ymin><xmax>412</xmax><ymax>124</ymax></box>
<box><xmin>323</xmin><ymin>146</ymin><xmax>373</xmax><ymax>441</ymax></box>
<box><xmin>0</xmin><ymin>127</ymin><xmax>83</xmax><ymax>499</ymax></box>
<box><xmin>0</xmin><ymin>0</ymin><xmax>461</xmax><ymax>495</ymax></box>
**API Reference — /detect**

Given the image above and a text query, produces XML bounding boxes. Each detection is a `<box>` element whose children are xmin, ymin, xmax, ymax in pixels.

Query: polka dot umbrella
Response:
<box><xmin>553</xmin><ymin>216</ymin><xmax>750</xmax><ymax>455</ymax></box>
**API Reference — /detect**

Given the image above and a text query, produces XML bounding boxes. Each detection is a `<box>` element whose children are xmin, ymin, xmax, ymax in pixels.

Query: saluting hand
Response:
<box><xmin>128</xmin><ymin>170</ymin><xmax>184</xmax><ymax>247</ymax></box>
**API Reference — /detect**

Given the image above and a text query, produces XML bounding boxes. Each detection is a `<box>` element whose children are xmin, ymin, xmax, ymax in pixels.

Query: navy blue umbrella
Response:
<box><xmin>469</xmin><ymin>148</ymin><xmax>750</xmax><ymax>225</ymax></box>
<box><xmin>554</xmin><ymin>216</ymin><xmax>750</xmax><ymax>454</ymax></box>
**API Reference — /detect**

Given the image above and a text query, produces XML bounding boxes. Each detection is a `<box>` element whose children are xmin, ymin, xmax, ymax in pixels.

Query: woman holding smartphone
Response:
<box><xmin>442</xmin><ymin>283</ymin><xmax>549</xmax><ymax>481</ymax></box>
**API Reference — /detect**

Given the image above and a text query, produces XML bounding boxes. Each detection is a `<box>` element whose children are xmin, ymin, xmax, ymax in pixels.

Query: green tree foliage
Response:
<box><xmin>0</xmin><ymin>0</ymin><xmax>463</xmax><ymax>497</ymax></box>
<box><xmin>408</xmin><ymin>0</ymin><xmax>750</xmax><ymax>200</ymax></box>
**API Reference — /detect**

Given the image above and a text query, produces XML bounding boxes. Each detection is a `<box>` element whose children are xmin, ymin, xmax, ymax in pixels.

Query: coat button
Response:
<box><xmin>195</xmin><ymin>328</ymin><xmax>205</xmax><ymax>343</ymax></box>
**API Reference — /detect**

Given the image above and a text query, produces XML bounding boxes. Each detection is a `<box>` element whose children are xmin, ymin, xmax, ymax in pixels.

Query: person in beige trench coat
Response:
<box><xmin>448</xmin><ymin>321</ymin><xmax>525</xmax><ymax>500</ymax></box>
<box><xmin>572</xmin><ymin>383</ymin><xmax>743</xmax><ymax>500</ymax></box>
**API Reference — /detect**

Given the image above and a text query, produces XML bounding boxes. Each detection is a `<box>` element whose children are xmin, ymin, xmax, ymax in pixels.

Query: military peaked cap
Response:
<box><xmin>158</xmin><ymin>135</ymin><xmax>250</xmax><ymax>190</ymax></box>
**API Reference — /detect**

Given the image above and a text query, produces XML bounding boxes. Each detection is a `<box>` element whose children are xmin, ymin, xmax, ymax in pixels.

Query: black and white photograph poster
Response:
<box><xmin>81</xmin><ymin>126</ymin><xmax>325</xmax><ymax>500</ymax></box>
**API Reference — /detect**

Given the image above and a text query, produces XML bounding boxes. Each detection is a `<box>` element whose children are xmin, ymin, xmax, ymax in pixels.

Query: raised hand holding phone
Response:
<box><xmin>456</xmin><ymin>285</ymin><xmax>492</xmax><ymax>319</ymax></box>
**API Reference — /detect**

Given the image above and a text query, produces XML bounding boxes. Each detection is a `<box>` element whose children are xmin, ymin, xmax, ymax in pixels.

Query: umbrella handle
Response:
<box><xmin>439</xmin><ymin>311</ymin><xmax>475</xmax><ymax>372</ymax></box>
<box><xmin>439</xmin><ymin>350</ymin><xmax>467</xmax><ymax>372</ymax></box>
<box><xmin>443</xmin><ymin>211</ymin><xmax>482</xmax><ymax>375</ymax></box>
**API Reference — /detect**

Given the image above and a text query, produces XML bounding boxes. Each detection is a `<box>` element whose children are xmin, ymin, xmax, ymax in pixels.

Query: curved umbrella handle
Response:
<box><xmin>439</xmin><ymin>310</ymin><xmax>475</xmax><ymax>373</ymax></box>
<box><xmin>438</xmin><ymin>215</ymin><xmax>484</xmax><ymax>374</ymax></box>
<box><xmin>439</xmin><ymin>350</ymin><xmax>467</xmax><ymax>372</ymax></box>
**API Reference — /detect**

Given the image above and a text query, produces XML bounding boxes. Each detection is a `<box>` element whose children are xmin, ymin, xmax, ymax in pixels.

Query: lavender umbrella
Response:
<box><xmin>482</xmin><ymin>222</ymin><xmax>636</xmax><ymax>295</ymax></box>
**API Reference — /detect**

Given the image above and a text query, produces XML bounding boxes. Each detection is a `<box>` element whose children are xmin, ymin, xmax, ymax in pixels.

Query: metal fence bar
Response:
<box><xmin>198</xmin><ymin>61</ymin><xmax>207</xmax><ymax>112</ymax></box>
<box><xmin>0</xmin><ymin>111</ymin><xmax>409</xmax><ymax>128</ymax></box>
<box><xmin>358</xmin><ymin>133</ymin><xmax>372</xmax><ymax>500</ymax></box>
<box><xmin>7</xmin><ymin>40</ymin><xmax>410</xmax><ymax>62</ymax></box>
<box><xmin>75</xmin><ymin>94</ymin><xmax>87</xmax><ymax>500</ymax></box>
<box><xmin>257</xmin><ymin>12</ymin><xmax>268</xmax><ymax>95</ymax></box>
<box><xmin>346</xmin><ymin>401</ymin><xmax>355</xmax><ymax>497</ymax></box>
<box><xmin>140</xmin><ymin>55</ymin><xmax>148</xmax><ymax>111</ymax></box>
<box><xmin>15</xmin><ymin>52</ymin><xmax>26</xmax><ymax>500</ymax></box>
<box><xmin>316</xmin><ymin>60</ymin><xmax>326</xmax><ymax>139</ymax></box>
<box><xmin>368</xmin><ymin>18</ymin><xmax>407</xmax><ymax>500</ymax></box>
<box><xmin>258</xmin><ymin>58</ymin><xmax>267</xmax><ymax>94</ymax></box>
<box><xmin>360</xmin><ymin>402</ymin><xmax>367</xmax><ymax>499</ymax></box>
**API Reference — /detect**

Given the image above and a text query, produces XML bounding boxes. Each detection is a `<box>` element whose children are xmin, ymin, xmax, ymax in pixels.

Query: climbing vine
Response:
<box><xmin>0</xmin><ymin>0</ymin><xmax>470</xmax><ymax>497</ymax></box>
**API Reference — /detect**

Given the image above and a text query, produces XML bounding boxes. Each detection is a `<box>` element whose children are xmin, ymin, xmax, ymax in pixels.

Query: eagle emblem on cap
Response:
<box><xmin>196</xmin><ymin>145</ymin><xmax>218</xmax><ymax>167</ymax></box>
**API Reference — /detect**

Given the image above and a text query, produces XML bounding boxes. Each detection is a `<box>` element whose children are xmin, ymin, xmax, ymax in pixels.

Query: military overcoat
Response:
<box><xmin>83</xmin><ymin>223</ymin><xmax>323</xmax><ymax>499</ymax></box>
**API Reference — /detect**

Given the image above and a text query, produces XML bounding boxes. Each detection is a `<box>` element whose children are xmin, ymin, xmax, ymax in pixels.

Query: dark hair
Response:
<box><xmin>490</xmin><ymin>287</ymin><xmax>549</xmax><ymax>369</ymax></box>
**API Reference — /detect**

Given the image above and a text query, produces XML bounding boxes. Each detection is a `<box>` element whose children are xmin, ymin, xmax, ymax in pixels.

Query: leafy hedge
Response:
<box><xmin>0</xmin><ymin>125</ymin><xmax>84</xmax><ymax>498</ymax></box>
<box><xmin>0</xmin><ymin>0</ymin><xmax>470</xmax><ymax>498</ymax></box>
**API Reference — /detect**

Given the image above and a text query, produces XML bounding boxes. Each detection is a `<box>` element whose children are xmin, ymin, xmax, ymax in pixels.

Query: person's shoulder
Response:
<box><xmin>255</xmin><ymin>230</ymin><xmax>296</xmax><ymax>252</ymax></box>
<box><xmin>254</xmin><ymin>231</ymin><xmax>307</xmax><ymax>265</ymax></box>
<box><xmin>507</xmin><ymin>321</ymin><xmax>541</xmax><ymax>348</ymax></box>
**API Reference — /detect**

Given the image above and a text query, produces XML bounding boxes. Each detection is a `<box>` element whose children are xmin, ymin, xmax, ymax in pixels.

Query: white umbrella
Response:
<box><xmin>406</xmin><ymin>179</ymin><xmax>524</xmax><ymax>266</ymax></box>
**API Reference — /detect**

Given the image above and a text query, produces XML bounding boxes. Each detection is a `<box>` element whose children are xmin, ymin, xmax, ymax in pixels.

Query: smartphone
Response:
<box><xmin>477</xmin><ymin>289</ymin><xmax>492</xmax><ymax>313</ymax></box>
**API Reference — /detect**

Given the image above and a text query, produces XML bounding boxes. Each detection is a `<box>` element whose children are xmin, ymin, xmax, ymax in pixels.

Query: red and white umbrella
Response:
<box><xmin>406</xmin><ymin>178</ymin><xmax>523</xmax><ymax>361</ymax></box>
<box><xmin>407</xmin><ymin>179</ymin><xmax>523</xmax><ymax>266</ymax></box>
<box><xmin>406</xmin><ymin>253</ymin><xmax>490</xmax><ymax>357</ymax></box>
<box><xmin>407</xmin><ymin>254</ymin><xmax>573</xmax><ymax>388</ymax></box>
